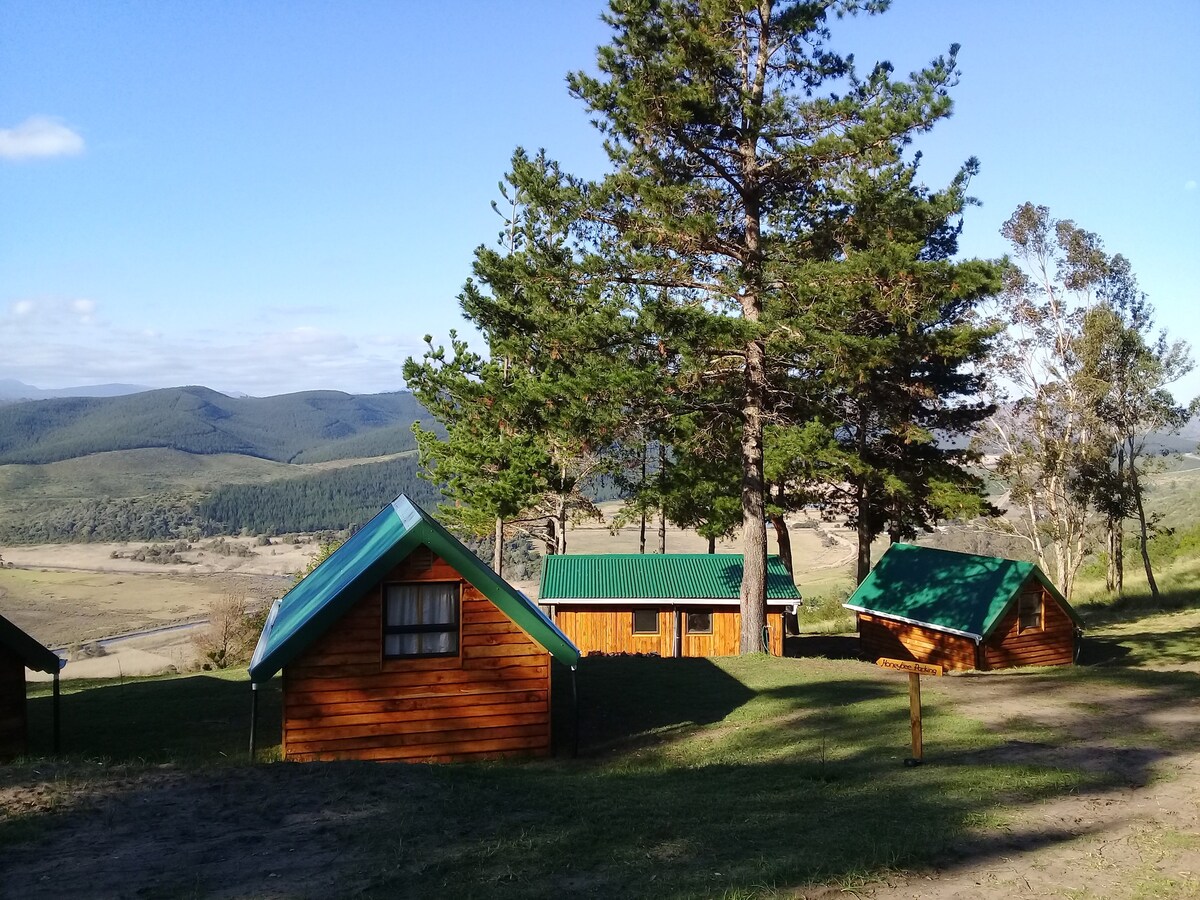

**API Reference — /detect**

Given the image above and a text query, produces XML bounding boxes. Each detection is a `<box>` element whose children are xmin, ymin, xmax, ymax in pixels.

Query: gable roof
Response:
<box><xmin>0</xmin><ymin>614</ymin><xmax>64</xmax><ymax>675</ymax></box>
<box><xmin>249</xmin><ymin>495</ymin><xmax>580</xmax><ymax>682</ymax></box>
<box><xmin>843</xmin><ymin>543</ymin><xmax>1083</xmax><ymax>641</ymax></box>
<box><xmin>539</xmin><ymin>554</ymin><xmax>801</xmax><ymax>604</ymax></box>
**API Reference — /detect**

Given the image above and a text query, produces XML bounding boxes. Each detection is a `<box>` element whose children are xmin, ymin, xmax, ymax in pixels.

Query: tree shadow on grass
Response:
<box><xmin>784</xmin><ymin>634</ymin><xmax>859</xmax><ymax>659</ymax></box>
<box><xmin>4</xmin><ymin>659</ymin><xmax>1197</xmax><ymax>899</ymax></box>
<box><xmin>555</xmin><ymin>656</ymin><xmax>756</xmax><ymax>755</ymax></box>
<box><xmin>1079</xmin><ymin>584</ymin><xmax>1200</xmax><ymax>628</ymax></box>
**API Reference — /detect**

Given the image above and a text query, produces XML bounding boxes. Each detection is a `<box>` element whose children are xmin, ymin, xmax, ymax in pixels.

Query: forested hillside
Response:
<box><xmin>0</xmin><ymin>387</ymin><xmax>436</xmax><ymax>464</ymax></box>
<box><xmin>199</xmin><ymin>455</ymin><xmax>441</xmax><ymax>533</ymax></box>
<box><xmin>0</xmin><ymin>386</ymin><xmax>449</xmax><ymax>543</ymax></box>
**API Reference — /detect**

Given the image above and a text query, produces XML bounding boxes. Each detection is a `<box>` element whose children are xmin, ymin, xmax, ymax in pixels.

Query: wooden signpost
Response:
<box><xmin>876</xmin><ymin>657</ymin><xmax>943</xmax><ymax>766</ymax></box>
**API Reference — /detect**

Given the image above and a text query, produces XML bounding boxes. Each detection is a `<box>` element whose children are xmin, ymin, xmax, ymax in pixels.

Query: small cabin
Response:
<box><xmin>844</xmin><ymin>544</ymin><xmax>1083</xmax><ymax>672</ymax></box>
<box><xmin>539</xmin><ymin>554</ymin><xmax>800</xmax><ymax>657</ymax></box>
<box><xmin>249</xmin><ymin>495</ymin><xmax>580</xmax><ymax>763</ymax></box>
<box><xmin>0</xmin><ymin>614</ymin><xmax>64</xmax><ymax>759</ymax></box>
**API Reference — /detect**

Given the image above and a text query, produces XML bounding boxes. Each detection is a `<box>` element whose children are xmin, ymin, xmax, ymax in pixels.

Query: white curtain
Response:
<box><xmin>385</xmin><ymin>583</ymin><xmax>458</xmax><ymax>655</ymax></box>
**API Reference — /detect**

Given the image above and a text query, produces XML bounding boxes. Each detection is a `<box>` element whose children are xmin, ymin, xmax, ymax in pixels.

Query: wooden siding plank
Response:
<box><xmin>288</xmin><ymin>734</ymin><xmax>549</xmax><ymax>763</ymax></box>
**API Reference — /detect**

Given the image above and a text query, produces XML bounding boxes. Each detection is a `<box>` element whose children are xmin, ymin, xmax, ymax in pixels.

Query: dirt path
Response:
<box><xmin>825</xmin><ymin>668</ymin><xmax>1200</xmax><ymax>900</ymax></box>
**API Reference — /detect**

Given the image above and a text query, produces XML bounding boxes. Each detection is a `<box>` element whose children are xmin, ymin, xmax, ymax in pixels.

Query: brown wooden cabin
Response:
<box><xmin>845</xmin><ymin>544</ymin><xmax>1083</xmax><ymax>672</ymax></box>
<box><xmin>539</xmin><ymin>554</ymin><xmax>801</xmax><ymax>657</ymax></box>
<box><xmin>0</xmin><ymin>614</ymin><xmax>64</xmax><ymax>759</ymax></box>
<box><xmin>248</xmin><ymin>495</ymin><xmax>580</xmax><ymax>763</ymax></box>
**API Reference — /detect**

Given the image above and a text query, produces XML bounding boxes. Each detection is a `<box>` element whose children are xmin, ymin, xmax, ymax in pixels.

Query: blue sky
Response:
<box><xmin>3</xmin><ymin>0</ymin><xmax>1198</xmax><ymax>400</ymax></box>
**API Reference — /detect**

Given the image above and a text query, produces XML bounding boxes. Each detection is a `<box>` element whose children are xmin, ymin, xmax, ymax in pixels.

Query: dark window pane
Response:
<box><xmin>632</xmin><ymin>609</ymin><xmax>659</xmax><ymax>634</ymax></box>
<box><xmin>687</xmin><ymin>610</ymin><xmax>712</xmax><ymax>634</ymax></box>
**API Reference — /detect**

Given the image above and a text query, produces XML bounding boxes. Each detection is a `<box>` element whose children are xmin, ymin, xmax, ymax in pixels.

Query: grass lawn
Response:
<box><xmin>5</xmin><ymin>549</ymin><xmax>1199</xmax><ymax>898</ymax></box>
<box><xmin>7</xmin><ymin>644</ymin><xmax>1193</xmax><ymax>899</ymax></box>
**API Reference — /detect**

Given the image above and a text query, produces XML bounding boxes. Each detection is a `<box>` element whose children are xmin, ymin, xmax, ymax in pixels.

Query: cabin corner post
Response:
<box><xmin>52</xmin><ymin>670</ymin><xmax>60</xmax><ymax>755</ymax></box>
<box><xmin>570</xmin><ymin>666</ymin><xmax>579</xmax><ymax>759</ymax></box>
<box><xmin>248</xmin><ymin>680</ymin><xmax>259</xmax><ymax>762</ymax></box>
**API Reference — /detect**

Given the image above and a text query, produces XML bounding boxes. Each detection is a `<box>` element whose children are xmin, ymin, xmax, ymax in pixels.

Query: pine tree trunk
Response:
<box><xmin>708</xmin><ymin>534</ymin><xmax>716</xmax><ymax>554</ymax></box>
<box><xmin>771</xmin><ymin>514</ymin><xmax>793</xmax><ymax>576</ymax></box>
<box><xmin>855</xmin><ymin>481</ymin><xmax>872</xmax><ymax>585</ymax></box>
<box><xmin>556</xmin><ymin>494</ymin><xmax>568</xmax><ymax>556</ymax></box>
<box><xmin>639</xmin><ymin>444</ymin><xmax>647</xmax><ymax>554</ymax></box>
<box><xmin>739</xmin><ymin>334</ymin><xmax>768</xmax><ymax>653</ymax></box>
<box><xmin>493</xmin><ymin>517</ymin><xmax>503</xmax><ymax>576</ymax></box>
<box><xmin>658</xmin><ymin>443</ymin><xmax>667</xmax><ymax>554</ymax></box>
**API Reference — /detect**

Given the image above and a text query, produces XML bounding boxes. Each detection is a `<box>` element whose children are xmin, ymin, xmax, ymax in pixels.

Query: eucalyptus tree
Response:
<box><xmin>1076</xmin><ymin>270</ymin><xmax>1194</xmax><ymax>598</ymax></box>
<box><xmin>568</xmin><ymin>0</ymin><xmax>968</xmax><ymax>650</ymax></box>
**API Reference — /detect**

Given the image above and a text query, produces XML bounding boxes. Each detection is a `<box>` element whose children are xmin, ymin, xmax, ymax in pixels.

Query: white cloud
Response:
<box><xmin>11</xmin><ymin>300</ymin><xmax>35</xmax><ymax>317</ymax></box>
<box><xmin>0</xmin><ymin>311</ymin><xmax>422</xmax><ymax>397</ymax></box>
<box><xmin>70</xmin><ymin>298</ymin><xmax>97</xmax><ymax>323</ymax></box>
<box><xmin>1186</xmin><ymin>180</ymin><xmax>1198</xmax><ymax>192</ymax></box>
<box><xmin>0</xmin><ymin>116</ymin><xmax>85</xmax><ymax>161</ymax></box>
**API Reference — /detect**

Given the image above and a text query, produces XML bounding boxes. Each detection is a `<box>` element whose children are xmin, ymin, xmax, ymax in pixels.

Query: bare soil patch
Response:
<box><xmin>821</xmin><ymin>664</ymin><xmax>1200</xmax><ymax>900</ymax></box>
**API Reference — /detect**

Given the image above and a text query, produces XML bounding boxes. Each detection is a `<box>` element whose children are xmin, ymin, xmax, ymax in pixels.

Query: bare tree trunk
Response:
<box><xmin>493</xmin><ymin>516</ymin><xmax>503</xmax><ymax>576</ymax></box>
<box><xmin>545</xmin><ymin>516</ymin><xmax>557</xmax><ymax>556</ymax></box>
<box><xmin>707</xmin><ymin>534</ymin><xmax>716</xmax><ymax>554</ymax></box>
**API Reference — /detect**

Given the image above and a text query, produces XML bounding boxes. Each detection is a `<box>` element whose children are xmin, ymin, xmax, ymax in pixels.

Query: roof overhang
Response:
<box><xmin>844</xmin><ymin>603</ymin><xmax>982</xmax><ymax>642</ymax></box>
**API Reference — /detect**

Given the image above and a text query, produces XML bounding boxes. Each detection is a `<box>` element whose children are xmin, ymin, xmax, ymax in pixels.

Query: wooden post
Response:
<box><xmin>908</xmin><ymin>672</ymin><xmax>923</xmax><ymax>764</ymax></box>
<box><xmin>875</xmin><ymin>657</ymin><xmax>940</xmax><ymax>766</ymax></box>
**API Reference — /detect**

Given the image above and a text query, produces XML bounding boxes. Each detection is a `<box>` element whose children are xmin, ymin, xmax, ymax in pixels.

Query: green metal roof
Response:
<box><xmin>539</xmin><ymin>554</ymin><xmax>801</xmax><ymax>602</ymax></box>
<box><xmin>0</xmin><ymin>613</ymin><xmax>63</xmax><ymax>675</ymax></box>
<box><xmin>249</xmin><ymin>495</ymin><xmax>580</xmax><ymax>682</ymax></box>
<box><xmin>843</xmin><ymin>543</ymin><xmax>1083</xmax><ymax>640</ymax></box>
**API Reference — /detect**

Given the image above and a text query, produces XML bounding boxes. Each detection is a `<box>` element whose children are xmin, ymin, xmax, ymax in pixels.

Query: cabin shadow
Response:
<box><xmin>554</xmin><ymin>656</ymin><xmax>755</xmax><ymax>755</ymax></box>
<box><xmin>24</xmin><ymin>675</ymin><xmax>282</xmax><ymax>763</ymax></box>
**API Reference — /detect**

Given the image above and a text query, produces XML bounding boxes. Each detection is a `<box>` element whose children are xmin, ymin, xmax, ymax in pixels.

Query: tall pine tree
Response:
<box><xmin>569</xmin><ymin>0</ymin><xmax>968</xmax><ymax>649</ymax></box>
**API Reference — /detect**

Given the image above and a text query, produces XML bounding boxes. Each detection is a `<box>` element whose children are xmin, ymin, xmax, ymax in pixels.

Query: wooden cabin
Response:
<box><xmin>844</xmin><ymin>544</ymin><xmax>1083</xmax><ymax>672</ymax></box>
<box><xmin>0</xmin><ymin>614</ymin><xmax>64</xmax><ymax>759</ymax></box>
<box><xmin>249</xmin><ymin>495</ymin><xmax>580</xmax><ymax>763</ymax></box>
<box><xmin>539</xmin><ymin>554</ymin><xmax>800</xmax><ymax>657</ymax></box>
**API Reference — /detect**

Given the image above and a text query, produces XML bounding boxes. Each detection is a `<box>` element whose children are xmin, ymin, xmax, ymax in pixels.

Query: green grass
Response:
<box><xmin>5</xmin><ymin>654</ymin><xmax>1165</xmax><ymax>898</ymax></box>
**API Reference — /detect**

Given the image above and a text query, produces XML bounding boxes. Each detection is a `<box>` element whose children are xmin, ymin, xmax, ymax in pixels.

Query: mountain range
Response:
<box><xmin>0</xmin><ymin>385</ymin><xmax>436</xmax><ymax>465</ymax></box>
<box><xmin>0</xmin><ymin>379</ymin><xmax>152</xmax><ymax>403</ymax></box>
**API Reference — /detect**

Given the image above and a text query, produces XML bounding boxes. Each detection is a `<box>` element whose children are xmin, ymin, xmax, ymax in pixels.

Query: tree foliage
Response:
<box><xmin>981</xmin><ymin>203</ymin><xmax>1194</xmax><ymax>599</ymax></box>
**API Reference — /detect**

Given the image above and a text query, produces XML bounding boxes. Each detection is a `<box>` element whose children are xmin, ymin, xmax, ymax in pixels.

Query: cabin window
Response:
<box><xmin>383</xmin><ymin>582</ymin><xmax>459</xmax><ymax>657</ymax></box>
<box><xmin>1018</xmin><ymin>590</ymin><xmax>1043</xmax><ymax>632</ymax></box>
<box><xmin>686</xmin><ymin>610</ymin><xmax>713</xmax><ymax>634</ymax></box>
<box><xmin>632</xmin><ymin>608</ymin><xmax>659</xmax><ymax>634</ymax></box>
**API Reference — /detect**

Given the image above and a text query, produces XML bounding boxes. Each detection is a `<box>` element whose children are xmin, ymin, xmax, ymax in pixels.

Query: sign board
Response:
<box><xmin>877</xmin><ymin>657</ymin><xmax>943</xmax><ymax>677</ymax></box>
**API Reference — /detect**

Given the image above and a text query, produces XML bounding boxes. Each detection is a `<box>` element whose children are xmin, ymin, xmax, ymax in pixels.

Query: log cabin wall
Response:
<box><xmin>282</xmin><ymin>549</ymin><xmax>551</xmax><ymax>763</ymax></box>
<box><xmin>553</xmin><ymin>607</ymin><xmax>784</xmax><ymax>657</ymax></box>
<box><xmin>0</xmin><ymin>646</ymin><xmax>28</xmax><ymax>759</ymax></box>
<box><xmin>981</xmin><ymin>582</ymin><xmax>1076</xmax><ymax>670</ymax></box>
<box><xmin>856</xmin><ymin>612</ymin><xmax>978</xmax><ymax>672</ymax></box>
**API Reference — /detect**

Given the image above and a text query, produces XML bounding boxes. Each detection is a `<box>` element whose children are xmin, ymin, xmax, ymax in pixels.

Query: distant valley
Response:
<box><xmin>0</xmin><ymin>385</ymin><xmax>443</xmax><ymax>543</ymax></box>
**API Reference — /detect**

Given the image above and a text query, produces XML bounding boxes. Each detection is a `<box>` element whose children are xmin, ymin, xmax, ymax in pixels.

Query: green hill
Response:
<box><xmin>0</xmin><ymin>386</ymin><xmax>436</xmax><ymax>465</ymax></box>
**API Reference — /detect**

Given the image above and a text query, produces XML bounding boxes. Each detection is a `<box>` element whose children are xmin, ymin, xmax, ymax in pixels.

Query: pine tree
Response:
<box><xmin>771</xmin><ymin>158</ymin><xmax>1001</xmax><ymax>583</ymax></box>
<box><xmin>568</xmin><ymin>1</ymin><xmax>969</xmax><ymax>647</ymax></box>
